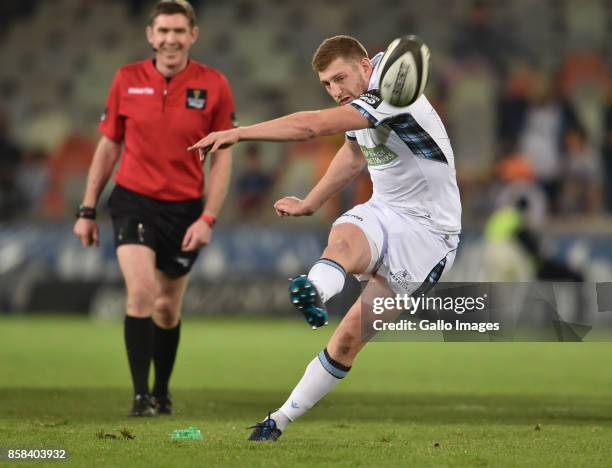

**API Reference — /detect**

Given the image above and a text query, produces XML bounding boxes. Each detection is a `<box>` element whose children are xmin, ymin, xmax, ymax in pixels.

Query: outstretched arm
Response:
<box><xmin>274</xmin><ymin>139</ymin><xmax>366</xmax><ymax>217</ymax></box>
<box><xmin>188</xmin><ymin>105</ymin><xmax>370</xmax><ymax>156</ymax></box>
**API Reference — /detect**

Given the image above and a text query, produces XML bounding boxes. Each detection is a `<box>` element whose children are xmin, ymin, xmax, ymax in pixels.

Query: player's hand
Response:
<box><xmin>73</xmin><ymin>218</ymin><xmax>100</xmax><ymax>247</ymax></box>
<box><xmin>181</xmin><ymin>219</ymin><xmax>212</xmax><ymax>252</ymax></box>
<box><xmin>274</xmin><ymin>196</ymin><xmax>315</xmax><ymax>217</ymax></box>
<box><xmin>188</xmin><ymin>128</ymin><xmax>240</xmax><ymax>160</ymax></box>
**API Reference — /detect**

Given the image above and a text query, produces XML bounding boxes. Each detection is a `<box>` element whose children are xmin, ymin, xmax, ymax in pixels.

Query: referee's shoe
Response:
<box><xmin>130</xmin><ymin>394</ymin><xmax>157</xmax><ymax>417</ymax></box>
<box><xmin>151</xmin><ymin>394</ymin><xmax>173</xmax><ymax>415</ymax></box>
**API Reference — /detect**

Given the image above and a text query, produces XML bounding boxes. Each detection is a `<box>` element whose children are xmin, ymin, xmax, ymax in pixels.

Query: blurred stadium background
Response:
<box><xmin>0</xmin><ymin>0</ymin><xmax>610</xmax><ymax>319</ymax></box>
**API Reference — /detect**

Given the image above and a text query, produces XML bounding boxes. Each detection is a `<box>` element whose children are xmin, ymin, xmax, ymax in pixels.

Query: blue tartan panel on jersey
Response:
<box><xmin>350</xmin><ymin>103</ymin><xmax>378</xmax><ymax>127</ymax></box>
<box><xmin>381</xmin><ymin>114</ymin><xmax>448</xmax><ymax>164</ymax></box>
<box><xmin>412</xmin><ymin>256</ymin><xmax>448</xmax><ymax>298</ymax></box>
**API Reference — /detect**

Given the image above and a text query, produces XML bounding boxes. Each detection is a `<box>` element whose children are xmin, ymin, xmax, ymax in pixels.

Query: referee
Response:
<box><xmin>74</xmin><ymin>0</ymin><xmax>235</xmax><ymax>416</ymax></box>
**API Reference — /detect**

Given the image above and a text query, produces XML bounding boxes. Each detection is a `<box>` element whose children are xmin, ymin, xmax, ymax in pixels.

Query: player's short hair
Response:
<box><xmin>149</xmin><ymin>0</ymin><xmax>196</xmax><ymax>29</ymax></box>
<box><xmin>312</xmin><ymin>35</ymin><xmax>369</xmax><ymax>73</ymax></box>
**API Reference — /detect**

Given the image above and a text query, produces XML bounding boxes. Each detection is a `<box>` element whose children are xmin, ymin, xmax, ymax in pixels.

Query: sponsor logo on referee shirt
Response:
<box><xmin>128</xmin><ymin>87</ymin><xmax>155</xmax><ymax>95</ymax></box>
<box><xmin>186</xmin><ymin>89</ymin><xmax>207</xmax><ymax>109</ymax></box>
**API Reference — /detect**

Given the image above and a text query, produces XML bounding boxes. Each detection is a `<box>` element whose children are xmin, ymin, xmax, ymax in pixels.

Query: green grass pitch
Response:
<box><xmin>1</xmin><ymin>316</ymin><xmax>612</xmax><ymax>467</ymax></box>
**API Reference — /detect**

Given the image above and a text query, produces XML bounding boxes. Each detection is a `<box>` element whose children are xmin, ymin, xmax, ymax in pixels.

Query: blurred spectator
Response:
<box><xmin>560</xmin><ymin>126</ymin><xmax>603</xmax><ymax>214</ymax></box>
<box><xmin>559</xmin><ymin>51</ymin><xmax>610</xmax><ymax>148</ymax></box>
<box><xmin>445</xmin><ymin>59</ymin><xmax>497</xmax><ymax>181</ymax></box>
<box><xmin>482</xmin><ymin>199</ymin><xmax>535</xmax><ymax>281</ymax></box>
<box><xmin>513</xmin><ymin>197</ymin><xmax>583</xmax><ymax>282</ymax></box>
<box><xmin>492</xmin><ymin>146</ymin><xmax>547</xmax><ymax>228</ymax></box>
<box><xmin>603</xmin><ymin>98</ymin><xmax>612</xmax><ymax>212</ymax></box>
<box><xmin>484</xmin><ymin>197</ymin><xmax>583</xmax><ymax>282</ymax></box>
<box><xmin>42</xmin><ymin>133</ymin><xmax>96</xmax><ymax>218</ymax></box>
<box><xmin>497</xmin><ymin>66</ymin><xmax>535</xmax><ymax>156</ymax></box>
<box><xmin>451</xmin><ymin>0</ymin><xmax>524</xmax><ymax>77</ymax></box>
<box><xmin>16</xmin><ymin>148</ymin><xmax>49</xmax><ymax>216</ymax></box>
<box><xmin>236</xmin><ymin>144</ymin><xmax>275</xmax><ymax>215</ymax></box>
<box><xmin>0</xmin><ymin>110</ymin><xmax>24</xmax><ymax>220</ymax></box>
<box><xmin>517</xmin><ymin>72</ymin><xmax>580</xmax><ymax>213</ymax></box>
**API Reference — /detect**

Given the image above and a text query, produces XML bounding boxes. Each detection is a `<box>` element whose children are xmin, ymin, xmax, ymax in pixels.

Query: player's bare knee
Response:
<box><xmin>126</xmin><ymin>288</ymin><xmax>155</xmax><ymax>316</ymax></box>
<box><xmin>325</xmin><ymin>236</ymin><xmax>352</xmax><ymax>257</ymax></box>
<box><xmin>154</xmin><ymin>296</ymin><xmax>180</xmax><ymax>327</ymax></box>
<box><xmin>323</xmin><ymin>237</ymin><xmax>357</xmax><ymax>271</ymax></box>
<box><xmin>326</xmin><ymin>228</ymin><xmax>370</xmax><ymax>273</ymax></box>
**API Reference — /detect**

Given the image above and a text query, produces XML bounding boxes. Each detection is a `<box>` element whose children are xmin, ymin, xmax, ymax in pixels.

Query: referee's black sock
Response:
<box><xmin>124</xmin><ymin>316</ymin><xmax>154</xmax><ymax>396</ymax></box>
<box><xmin>152</xmin><ymin>321</ymin><xmax>181</xmax><ymax>397</ymax></box>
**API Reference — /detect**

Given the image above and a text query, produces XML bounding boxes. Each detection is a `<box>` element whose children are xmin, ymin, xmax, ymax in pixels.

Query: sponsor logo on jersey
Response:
<box><xmin>356</xmin><ymin>89</ymin><xmax>382</xmax><ymax>108</ymax></box>
<box><xmin>340</xmin><ymin>213</ymin><xmax>364</xmax><ymax>222</ymax></box>
<box><xmin>128</xmin><ymin>86</ymin><xmax>155</xmax><ymax>95</ymax></box>
<box><xmin>390</xmin><ymin>269</ymin><xmax>414</xmax><ymax>292</ymax></box>
<box><xmin>359</xmin><ymin>144</ymin><xmax>398</xmax><ymax>166</ymax></box>
<box><xmin>186</xmin><ymin>88</ymin><xmax>207</xmax><ymax>110</ymax></box>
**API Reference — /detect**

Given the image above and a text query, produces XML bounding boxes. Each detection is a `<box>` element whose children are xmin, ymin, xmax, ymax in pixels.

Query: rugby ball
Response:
<box><xmin>378</xmin><ymin>36</ymin><xmax>430</xmax><ymax>107</ymax></box>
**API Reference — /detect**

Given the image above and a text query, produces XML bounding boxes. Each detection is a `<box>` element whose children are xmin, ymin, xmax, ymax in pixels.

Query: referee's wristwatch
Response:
<box><xmin>199</xmin><ymin>213</ymin><xmax>216</xmax><ymax>227</ymax></box>
<box><xmin>76</xmin><ymin>205</ymin><xmax>97</xmax><ymax>220</ymax></box>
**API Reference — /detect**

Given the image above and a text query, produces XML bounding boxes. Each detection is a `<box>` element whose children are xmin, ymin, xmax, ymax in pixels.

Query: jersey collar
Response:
<box><xmin>368</xmin><ymin>52</ymin><xmax>383</xmax><ymax>91</ymax></box>
<box><xmin>147</xmin><ymin>59</ymin><xmax>194</xmax><ymax>83</ymax></box>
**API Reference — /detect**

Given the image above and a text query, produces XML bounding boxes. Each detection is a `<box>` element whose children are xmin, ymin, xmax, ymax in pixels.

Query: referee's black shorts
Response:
<box><xmin>107</xmin><ymin>184</ymin><xmax>204</xmax><ymax>278</ymax></box>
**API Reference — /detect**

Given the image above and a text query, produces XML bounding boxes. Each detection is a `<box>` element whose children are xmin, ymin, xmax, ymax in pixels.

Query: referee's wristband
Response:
<box><xmin>76</xmin><ymin>205</ymin><xmax>96</xmax><ymax>220</ymax></box>
<box><xmin>199</xmin><ymin>213</ymin><xmax>216</xmax><ymax>227</ymax></box>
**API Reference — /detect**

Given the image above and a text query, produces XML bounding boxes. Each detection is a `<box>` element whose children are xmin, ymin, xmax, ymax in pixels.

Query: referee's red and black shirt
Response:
<box><xmin>99</xmin><ymin>59</ymin><xmax>236</xmax><ymax>201</ymax></box>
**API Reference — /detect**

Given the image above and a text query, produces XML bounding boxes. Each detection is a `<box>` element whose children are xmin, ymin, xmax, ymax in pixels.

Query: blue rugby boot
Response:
<box><xmin>289</xmin><ymin>275</ymin><xmax>328</xmax><ymax>329</ymax></box>
<box><xmin>248</xmin><ymin>414</ymin><xmax>283</xmax><ymax>441</ymax></box>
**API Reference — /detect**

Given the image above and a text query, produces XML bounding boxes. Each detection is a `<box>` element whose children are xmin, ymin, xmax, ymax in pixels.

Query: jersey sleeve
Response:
<box><xmin>345</xmin><ymin>130</ymin><xmax>357</xmax><ymax>141</ymax></box>
<box><xmin>210</xmin><ymin>74</ymin><xmax>237</xmax><ymax>132</ymax></box>
<box><xmin>349</xmin><ymin>89</ymin><xmax>409</xmax><ymax>127</ymax></box>
<box><xmin>98</xmin><ymin>70</ymin><xmax>125</xmax><ymax>142</ymax></box>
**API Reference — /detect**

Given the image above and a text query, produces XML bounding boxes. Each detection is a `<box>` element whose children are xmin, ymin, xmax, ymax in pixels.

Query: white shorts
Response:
<box><xmin>333</xmin><ymin>199</ymin><xmax>459</xmax><ymax>295</ymax></box>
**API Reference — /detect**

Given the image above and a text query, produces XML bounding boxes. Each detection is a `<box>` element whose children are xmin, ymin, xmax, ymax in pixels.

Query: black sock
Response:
<box><xmin>152</xmin><ymin>321</ymin><xmax>181</xmax><ymax>396</ymax></box>
<box><xmin>124</xmin><ymin>316</ymin><xmax>154</xmax><ymax>396</ymax></box>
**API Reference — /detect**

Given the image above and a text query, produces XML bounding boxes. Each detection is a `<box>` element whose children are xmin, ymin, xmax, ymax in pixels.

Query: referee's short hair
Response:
<box><xmin>149</xmin><ymin>0</ymin><xmax>196</xmax><ymax>29</ymax></box>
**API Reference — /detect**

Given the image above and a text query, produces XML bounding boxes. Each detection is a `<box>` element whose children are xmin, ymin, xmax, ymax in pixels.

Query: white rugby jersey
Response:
<box><xmin>346</xmin><ymin>53</ymin><xmax>462</xmax><ymax>234</ymax></box>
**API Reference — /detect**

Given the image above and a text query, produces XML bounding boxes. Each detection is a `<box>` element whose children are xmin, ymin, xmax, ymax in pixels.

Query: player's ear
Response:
<box><xmin>145</xmin><ymin>25</ymin><xmax>154</xmax><ymax>46</ymax></box>
<box><xmin>358</xmin><ymin>57</ymin><xmax>372</xmax><ymax>84</ymax></box>
<box><xmin>190</xmin><ymin>26</ymin><xmax>199</xmax><ymax>43</ymax></box>
<box><xmin>360</xmin><ymin>57</ymin><xmax>373</xmax><ymax>76</ymax></box>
